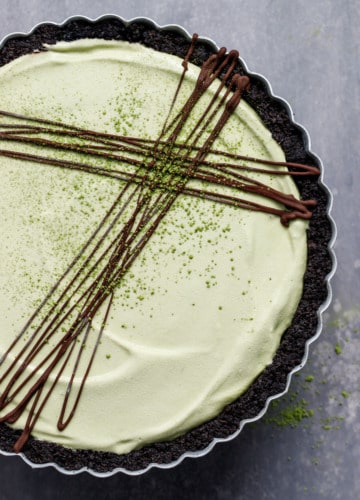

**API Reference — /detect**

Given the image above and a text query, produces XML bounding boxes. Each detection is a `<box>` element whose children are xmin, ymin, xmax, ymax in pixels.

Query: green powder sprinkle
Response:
<box><xmin>334</xmin><ymin>342</ymin><xmax>342</xmax><ymax>355</ymax></box>
<box><xmin>266</xmin><ymin>399</ymin><xmax>314</xmax><ymax>428</ymax></box>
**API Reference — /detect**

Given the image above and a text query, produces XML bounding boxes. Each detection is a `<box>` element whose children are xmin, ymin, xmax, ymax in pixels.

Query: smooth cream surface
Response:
<box><xmin>0</xmin><ymin>40</ymin><xmax>307</xmax><ymax>453</ymax></box>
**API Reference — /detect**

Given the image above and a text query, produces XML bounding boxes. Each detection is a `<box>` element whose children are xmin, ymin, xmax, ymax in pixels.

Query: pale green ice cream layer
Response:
<box><xmin>0</xmin><ymin>40</ymin><xmax>307</xmax><ymax>454</ymax></box>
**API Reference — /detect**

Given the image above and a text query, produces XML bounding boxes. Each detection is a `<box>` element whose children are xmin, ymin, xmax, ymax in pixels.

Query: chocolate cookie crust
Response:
<box><xmin>0</xmin><ymin>16</ymin><xmax>333</xmax><ymax>473</ymax></box>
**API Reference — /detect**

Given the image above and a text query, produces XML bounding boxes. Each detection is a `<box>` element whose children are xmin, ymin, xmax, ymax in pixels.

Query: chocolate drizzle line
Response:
<box><xmin>0</xmin><ymin>35</ymin><xmax>319</xmax><ymax>453</ymax></box>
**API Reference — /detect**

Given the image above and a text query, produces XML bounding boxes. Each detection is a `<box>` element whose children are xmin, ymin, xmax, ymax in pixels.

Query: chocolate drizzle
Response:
<box><xmin>0</xmin><ymin>35</ymin><xmax>320</xmax><ymax>453</ymax></box>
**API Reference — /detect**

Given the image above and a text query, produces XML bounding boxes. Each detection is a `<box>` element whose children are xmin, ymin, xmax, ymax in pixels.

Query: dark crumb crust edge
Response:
<box><xmin>0</xmin><ymin>16</ymin><xmax>333</xmax><ymax>474</ymax></box>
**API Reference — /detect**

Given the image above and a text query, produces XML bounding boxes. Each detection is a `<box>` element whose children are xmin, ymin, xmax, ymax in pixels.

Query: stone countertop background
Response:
<box><xmin>0</xmin><ymin>1</ymin><xmax>359</xmax><ymax>499</ymax></box>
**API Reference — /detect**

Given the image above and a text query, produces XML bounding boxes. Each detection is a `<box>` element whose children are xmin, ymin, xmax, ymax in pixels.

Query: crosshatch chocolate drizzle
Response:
<box><xmin>0</xmin><ymin>35</ymin><xmax>319</xmax><ymax>453</ymax></box>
